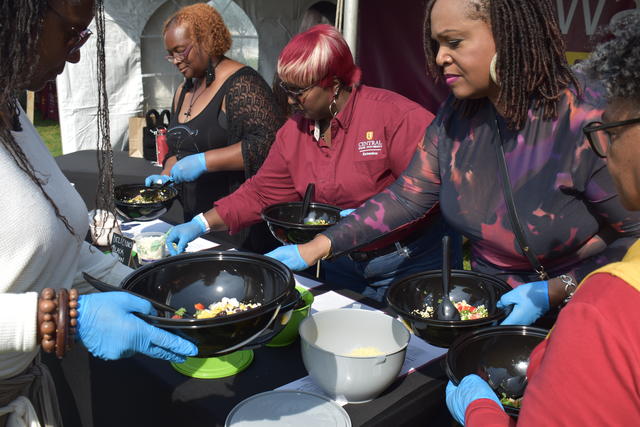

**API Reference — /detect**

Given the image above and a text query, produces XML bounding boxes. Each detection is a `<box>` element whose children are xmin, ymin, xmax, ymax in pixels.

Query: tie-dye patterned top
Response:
<box><xmin>323</xmin><ymin>80</ymin><xmax>640</xmax><ymax>286</ymax></box>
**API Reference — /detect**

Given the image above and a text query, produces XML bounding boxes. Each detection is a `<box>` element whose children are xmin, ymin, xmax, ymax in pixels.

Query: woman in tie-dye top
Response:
<box><xmin>266</xmin><ymin>0</ymin><xmax>640</xmax><ymax>314</ymax></box>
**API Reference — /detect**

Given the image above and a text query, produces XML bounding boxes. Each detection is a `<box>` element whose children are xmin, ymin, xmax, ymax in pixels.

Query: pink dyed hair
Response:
<box><xmin>277</xmin><ymin>24</ymin><xmax>361</xmax><ymax>88</ymax></box>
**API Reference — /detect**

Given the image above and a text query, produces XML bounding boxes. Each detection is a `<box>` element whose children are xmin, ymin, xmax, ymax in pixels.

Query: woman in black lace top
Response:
<box><xmin>145</xmin><ymin>3</ymin><xmax>284</xmax><ymax>252</ymax></box>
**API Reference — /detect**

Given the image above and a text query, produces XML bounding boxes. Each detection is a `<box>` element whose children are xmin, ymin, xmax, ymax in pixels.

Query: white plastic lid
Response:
<box><xmin>225</xmin><ymin>390</ymin><xmax>351</xmax><ymax>427</ymax></box>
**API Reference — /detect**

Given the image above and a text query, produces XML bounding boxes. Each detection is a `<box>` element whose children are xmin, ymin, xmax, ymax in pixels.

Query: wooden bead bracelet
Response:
<box><xmin>37</xmin><ymin>288</ymin><xmax>79</xmax><ymax>358</ymax></box>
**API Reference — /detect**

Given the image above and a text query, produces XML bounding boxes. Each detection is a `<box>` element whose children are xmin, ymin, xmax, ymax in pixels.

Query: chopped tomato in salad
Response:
<box><xmin>453</xmin><ymin>300</ymin><xmax>489</xmax><ymax>320</ymax></box>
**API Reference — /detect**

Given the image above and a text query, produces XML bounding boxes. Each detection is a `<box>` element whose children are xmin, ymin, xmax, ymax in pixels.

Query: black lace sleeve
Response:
<box><xmin>225</xmin><ymin>68</ymin><xmax>285</xmax><ymax>179</ymax></box>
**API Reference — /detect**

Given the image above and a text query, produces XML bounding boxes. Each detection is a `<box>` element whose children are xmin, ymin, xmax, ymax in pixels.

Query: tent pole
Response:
<box><xmin>343</xmin><ymin>0</ymin><xmax>359</xmax><ymax>62</ymax></box>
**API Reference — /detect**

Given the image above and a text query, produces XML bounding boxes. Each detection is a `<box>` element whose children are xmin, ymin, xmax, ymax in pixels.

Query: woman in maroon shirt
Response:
<box><xmin>447</xmin><ymin>10</ymin><xmax>640</xmax><ymax>426</ymax></box>
<box><xmin>166</xmin><ymin>25</ymin><xmax>460</xmax><ymax>301</ymax></box>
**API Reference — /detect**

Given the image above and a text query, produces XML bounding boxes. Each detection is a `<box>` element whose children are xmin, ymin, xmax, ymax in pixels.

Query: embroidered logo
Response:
<box><xmin>357</xmin><ymin>131</ymin><xmax>383</xmax><ymax>157</ymax></box>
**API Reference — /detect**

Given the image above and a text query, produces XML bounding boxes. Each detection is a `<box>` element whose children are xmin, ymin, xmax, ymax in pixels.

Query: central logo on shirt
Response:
<box><xmin>357</xmin><ymin>131</ymin><xmax>383</xmax><ymax>157</ymax></box>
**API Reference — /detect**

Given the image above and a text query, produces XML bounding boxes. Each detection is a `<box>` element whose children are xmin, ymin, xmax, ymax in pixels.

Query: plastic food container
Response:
<box><xmin>88</xmin><ymin>209</ymin><xmax>122</xmax><ymax>247</ymax></box>
<box><xmin>266</xmin><ymin>285</ymin><xmax>314</xmax><ymax>347</ymax></box>
<box><xmin>134</xmin><ymin>231</ymin><xmax>167</xmax><ymax>264</ymax></box>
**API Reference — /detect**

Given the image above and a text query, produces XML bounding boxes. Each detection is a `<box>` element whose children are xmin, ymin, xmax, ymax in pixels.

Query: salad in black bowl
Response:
<box><xmin>120</xmin><ymin>251</ymin><xmax>295</xmax><ymax>357</ymax></box>
<box><xmin>261</xmin><ymin>201</ymin><xmax>341</xmax><ymax>245</ymax></box>
<box><xmin>445</xmin><ymin>325</ymin><xmax>548</xmax><ymax>417</ymax></box>
<box><xmin>114</xmin><ymin>183</ymin><xmax>178</xmax><ymax>221</ymax></box>
<box><xmin>386</xmin><ymin>269</ymin><xmax>513</xmax><ymax>348</ymax></box>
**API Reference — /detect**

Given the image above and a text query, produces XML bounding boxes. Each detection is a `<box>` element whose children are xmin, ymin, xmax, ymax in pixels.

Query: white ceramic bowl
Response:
<box><xmin>299</xmin><ymin>308</ymin><xmax>410</xmax><ymax>403</ymax></box>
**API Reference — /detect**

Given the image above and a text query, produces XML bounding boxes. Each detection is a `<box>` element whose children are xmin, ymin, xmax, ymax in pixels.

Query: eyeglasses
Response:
<box><xmin>165</xmin><ymin>45</ymin><xmax>194</xmax><ymax>64</ymax></box>
<box><xmin>279</xmin><ymin>80</ymin><xmax>316</xmax><ymax>101</ymax></box>
<box><xmin>583</xmin><ymin>117</ymin><xmax>640</xmax><ymax>158</ymax></box>
<box><xmin>47</xmin><ymin>3</ymin><xmax>93</xmax><ymax>55</ymax></box>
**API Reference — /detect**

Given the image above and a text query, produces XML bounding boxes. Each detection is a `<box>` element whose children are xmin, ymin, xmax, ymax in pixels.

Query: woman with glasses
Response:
<box><xmin>167</xmin><ymin>24</ymin><xmax>461</xmax><ymax>302</ymax></box>
<box><xmin>269</xmin><ymin>0</ymin><xmax>640</xmax><ymax>321</ymax></box>
<box><xmin>145</xmin><ymin>3</ymin><xmax>284</xmax><ymax>252</ymax></box>
<box><xmin>446</xmin><ymin>11</ymin><xmax>640</xmax><ymax>425</ymax></box>
<box><xmin>0</xmin><ymin>0</ymin><xmax>197</xmax><ymax>425</ymax></box>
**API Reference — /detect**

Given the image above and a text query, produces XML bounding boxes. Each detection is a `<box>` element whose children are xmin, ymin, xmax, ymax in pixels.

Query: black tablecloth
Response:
<box><xmin>51</xmin><ymin>150</ymin><xmax>453</xmax><ymax>427</ymax></box>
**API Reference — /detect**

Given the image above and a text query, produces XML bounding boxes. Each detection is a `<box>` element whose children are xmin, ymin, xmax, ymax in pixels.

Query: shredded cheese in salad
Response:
<box><xmin>172</xmin><ymin>298</ymin><xmax>261</xmax><ymax>319</ymax></box>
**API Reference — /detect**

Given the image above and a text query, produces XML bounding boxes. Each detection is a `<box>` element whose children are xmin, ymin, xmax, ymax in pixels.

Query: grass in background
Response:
<box><xmin>34</xmin><ymin>110</ymin><xmax>62</xmax><ymax>157</ymax></box>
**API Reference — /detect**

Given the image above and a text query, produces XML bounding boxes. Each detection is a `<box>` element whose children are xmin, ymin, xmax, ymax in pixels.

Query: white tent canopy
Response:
<box><xmin>57</xmin><ymin>0</ymin><xmax>337</xmax><ymax>153</ymax></box>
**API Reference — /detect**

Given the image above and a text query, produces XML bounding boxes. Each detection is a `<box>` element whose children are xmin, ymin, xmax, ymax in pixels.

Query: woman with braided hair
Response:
<box><xmin>0</xmin><ymin>1</ymin><xmax>196</xmax><ymax>424</ymax></box>
<box><xmin>447</xmin><ymin>11</ymin><xmax>640</xmax><ymax>425</ymax></box>
<box><xmin>268</xmin><ymin>0</ymin><xmax>640</xmax><ymax>323</ymax></box>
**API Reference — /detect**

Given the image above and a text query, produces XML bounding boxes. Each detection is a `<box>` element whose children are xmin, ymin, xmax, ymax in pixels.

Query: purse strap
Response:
<box><xmin>492</xmin><ymin>113</ymin><xmax>549</xmax><ymax>280</ymax></box>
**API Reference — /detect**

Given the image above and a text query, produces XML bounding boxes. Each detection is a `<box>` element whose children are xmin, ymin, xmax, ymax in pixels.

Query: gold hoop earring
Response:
<box><xmin>490</xmin><ymin>54</ymin><xmax>498</xmax><ymax>85</ymax></box>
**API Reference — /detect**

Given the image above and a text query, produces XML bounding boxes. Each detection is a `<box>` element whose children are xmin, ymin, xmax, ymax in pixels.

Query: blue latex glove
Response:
<box><xmin>497</xmin><ymin>280</ymin><xmax>549</xmax><ymax>325</ymax></box>
<box><xmin>265</xmin><ymin>245</ymin><xmax>310</xmax><ymax>271</ymax></box>
<box><xmin>170</xmin><ymin>153</ymin><xmax>207</xmax><ymax>184</ymax></box>
<box><xmin>165</xmin><ymin>215</ymin><xmax>208</xmax><ymax>255</ymax></box>
<box><xmin>340</xmin><ymin>208</ymin><xmax>355</xmax><ymax>217</ymax></box>
<box><xmin>446</xmin><ymin>375</ymin><xmax>504</xmax><ymax>425</ymax></box>
<box><xmin>77</xmin><ymin>292</ymin><xmax>198</xmax><ymax>362</ymax></box>
<box><xmin>144</xmin><ymin>174</ymin><xmax>172</xmax><ymax>187</ymax></box>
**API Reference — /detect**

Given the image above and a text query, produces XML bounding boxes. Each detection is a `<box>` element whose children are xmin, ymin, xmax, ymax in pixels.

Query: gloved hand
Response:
<box><xmin>446</xmin><ymin>375</ymin><xmax>504</xmax><ymax>425</ymax></box>
<box><xmin>144</xmin><ymin>174</ymin><xmax>172</xmax><ymax>187</ymax></box>
<box><xmin>340</xmin><ymin>208</ymin><xmax>355</xmax><ymax>217</ymax></box>
<box><xmin>265</xmin><ymin>245</ymin><xmax>310</xmax><ymax>271</ymax></box>
<box><xmin>170</xmin><ymin>153</ymin><xmax>207</xmax><ymax>183</ymax></box>
<box><xmin>165</xmin><ymin>215</ymin><xmax>208</xmax><ymax>255</ymax></box>
<box><xmin>497</xmin><ymin>280</ymin><xmax>549</xmax><ymax>325</ymax></box>
<box><xmin>77</xmin><ymin>292</ymin><xmax>198</xmax><ymax>362</ymax></box>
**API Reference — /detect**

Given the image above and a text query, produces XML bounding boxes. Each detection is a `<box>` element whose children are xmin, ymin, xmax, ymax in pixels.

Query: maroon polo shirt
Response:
<box><xmin>215</xmin><ymin>84</ymin><xmax>434</xmax><ymax>235</ymax></box>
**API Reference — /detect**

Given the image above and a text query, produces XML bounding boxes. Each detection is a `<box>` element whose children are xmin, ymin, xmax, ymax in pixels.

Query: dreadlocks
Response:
<box><xmin>0</xmin><ymin>0</ymin><xmax>113</xmax><ymax>235</ymax></box>
<box><xmin>423</xmin><ymin>0</ymin><xmax>580</xmax><ymax>130</ymax></box>
<box><xmin>0</xmin><ymin>0</ymin><xmax>76</xmax><ymax>234</ymax></box>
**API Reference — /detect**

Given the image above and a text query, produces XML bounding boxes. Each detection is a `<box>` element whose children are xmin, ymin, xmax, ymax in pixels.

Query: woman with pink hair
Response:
<box><xmin>167</xmin><ymin>24</ymin><xmax>460</xmax><ymax>301</ymax></box>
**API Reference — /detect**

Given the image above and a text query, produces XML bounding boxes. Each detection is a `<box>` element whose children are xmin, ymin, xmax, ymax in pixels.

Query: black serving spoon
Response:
<box><xmin>82</xmin><ymin>272</ymin><xmax>190</xmax><ymax>318</ymax></box>
<box><xmin>498</xmin><ymin>375</ymin><xmax>528</xmax><ymax>399</ymax></box>
<box><xmin>436</xmin><ymin>235</ymin><xmax>461</xmax><ymax>321</ymax></box>
<box><xmin>150</xmin><ymin>178</ymin><xmax>173</xmax><ymax>189</ymax></box>
<box><xmin>299</xmin><ymin>183</ymin><xmax>315</xmax><ymax>224</ymax></box>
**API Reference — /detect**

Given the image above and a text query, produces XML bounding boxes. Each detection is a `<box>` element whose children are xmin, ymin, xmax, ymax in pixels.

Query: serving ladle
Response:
<box><xmin>498</xmin><ymin>375</ymin><xmax>528</xmax><ymax>399</ymax></box>
<box><xmin>436</xmin><ymin>235</ymin><xmax>461</xmax><ymax>321</ymax></box>
<box><xmin>82</xmin><ymin>272</ymin><xmax>191</xmax><ymax>318</ymax></box>
<box><xmin>483</xmin><ymin>366</ymin><xmax>528</xmax><ymax>399</ymax></box>
<box><xmin>299</xmin><ymin>183</ymin><xmax>315</xmax><ymax>224</ymax></box>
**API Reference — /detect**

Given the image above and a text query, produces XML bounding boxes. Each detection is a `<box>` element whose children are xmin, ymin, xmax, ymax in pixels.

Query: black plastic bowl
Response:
<box><xmin>261</xmin><ymin>202</ymin><xmax>341</xmax><ymax>245</ymax></box>
<box><xmin>114</xmin><ymin>183</ymin><xmax>178</xmax><ymax>221</ymax></box>
<box><xmin>446</xmin><ymin>325</ymin><xmax>548</xmax><ymax>417</ymax></box>
<box><xmin>120</xmin><ymin>251</ymin><xmax>295</xmax><ymax>357</ymax></box>
<box><xmin>386</xmin><ymin>270</ymin><xmax>513</xmax><ymax>348</ymax></box>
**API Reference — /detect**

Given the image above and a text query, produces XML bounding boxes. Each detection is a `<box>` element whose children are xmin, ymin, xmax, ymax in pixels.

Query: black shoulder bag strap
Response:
<box><xmin>492</xmin><ymin>113</ymin><xmax>549</xmax><ymax>280</ymax></box>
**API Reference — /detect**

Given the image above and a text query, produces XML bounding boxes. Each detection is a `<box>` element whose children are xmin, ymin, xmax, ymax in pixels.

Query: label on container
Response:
<box><xmin>111</xmin><ymin>233</ymin><xmax>135</xmax><ymax>266</ymax></box>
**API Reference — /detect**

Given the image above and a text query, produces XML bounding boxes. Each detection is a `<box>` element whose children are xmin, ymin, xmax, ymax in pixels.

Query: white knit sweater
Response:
<box><xmin>0</xmin><ymin>108</ymin><xmax>131</xmax><ymax>379</ymax></box>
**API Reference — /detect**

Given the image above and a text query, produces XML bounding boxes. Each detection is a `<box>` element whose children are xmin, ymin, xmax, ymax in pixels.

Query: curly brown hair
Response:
<box><xmin>163</xmin><ymin>3</ymin><xmax>232</xmax><ymax>57</ymax></box>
